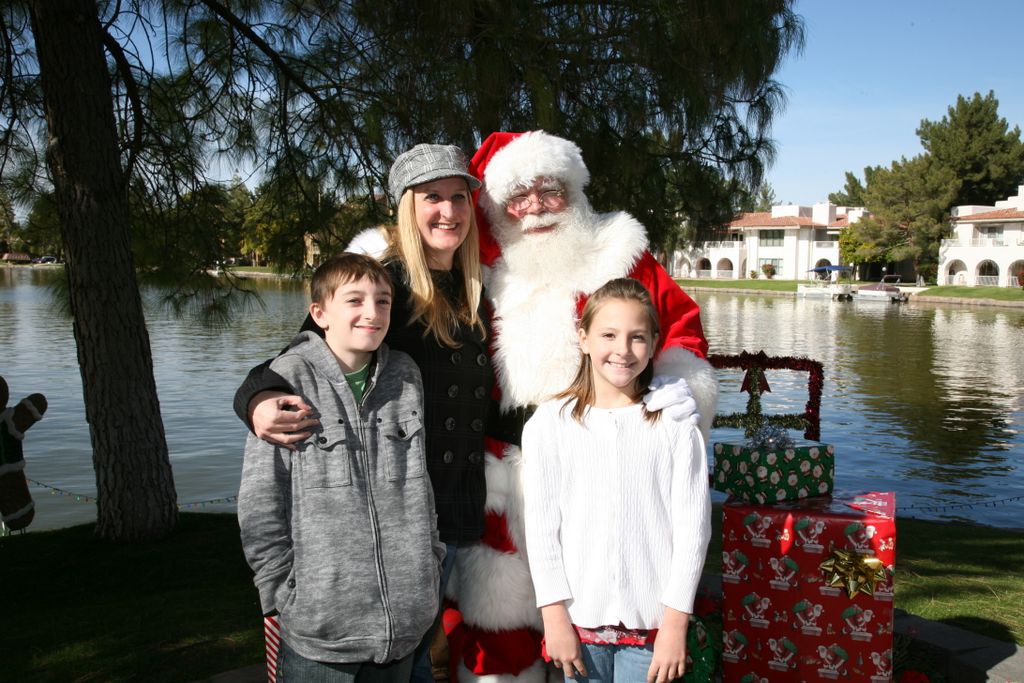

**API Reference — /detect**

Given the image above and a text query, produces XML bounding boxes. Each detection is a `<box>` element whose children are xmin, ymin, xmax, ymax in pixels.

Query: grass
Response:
<box><xmin>675</xmin><ymin>277</ymin><xmax>800</xmax><ymax>292</ymax></box>
<box><xmin>4</xmin><ymin>510</ymin><xmax>1022</xmax><ymax>681</ymax></box>
<box><xmin>915</xmin><ymin>285</ymin><xmax>1024</xmax><ymax>301</ymax></box>
<box><xmin>676</xmin><ymin>278</ymin><xmax>1024</xmax><ymax>302</ymax></box>
<box><xmin>3</xmin><ymin>513</ymin><xmax>263</xmax><ymax>683</ymax></box>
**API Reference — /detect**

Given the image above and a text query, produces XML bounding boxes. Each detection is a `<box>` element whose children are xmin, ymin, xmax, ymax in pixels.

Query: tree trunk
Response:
<box><xmin>30</xmin><ymin>1</ymin><xmax>177</xmax><ymax>541</ymax></box>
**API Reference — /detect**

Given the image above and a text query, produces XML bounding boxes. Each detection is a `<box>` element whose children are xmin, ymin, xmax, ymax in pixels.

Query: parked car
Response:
<box><xmin>32</xmin><ymin>255</ymin><xmax>58</xmax><ymax>264</ymax></box>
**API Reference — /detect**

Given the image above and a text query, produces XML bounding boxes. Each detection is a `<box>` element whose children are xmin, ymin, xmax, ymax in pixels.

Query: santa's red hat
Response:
<box><xmin>469</xmin><ymin>130</ymin><xmax>590</xmax><ymax>266</ymax></box>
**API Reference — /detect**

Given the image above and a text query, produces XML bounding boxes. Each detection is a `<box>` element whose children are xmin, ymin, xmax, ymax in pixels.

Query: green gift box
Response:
<box><xmin>712</xmin><ymin>442</ymin><xmax>835</xmax><ymax>504</ymax></box>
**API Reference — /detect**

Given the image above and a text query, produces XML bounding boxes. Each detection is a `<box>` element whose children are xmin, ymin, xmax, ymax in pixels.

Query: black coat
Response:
<box><xmin>233</xmin><ymin>260</ymin><xmax>493</xmax><ymax>544</ymax></box>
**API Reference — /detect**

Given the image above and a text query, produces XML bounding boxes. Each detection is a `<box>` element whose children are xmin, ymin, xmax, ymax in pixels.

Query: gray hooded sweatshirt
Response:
<box><xmin>238</xmin><ymin>331</ymin><xmax>443</xmax><ymax>664</ymax></box>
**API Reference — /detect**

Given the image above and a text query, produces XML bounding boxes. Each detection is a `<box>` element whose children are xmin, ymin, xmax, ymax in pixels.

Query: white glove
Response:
<box><xmin>643</xmin><ymin>375</ymin><xmax>700</xmax><ymax>424</ymax></box>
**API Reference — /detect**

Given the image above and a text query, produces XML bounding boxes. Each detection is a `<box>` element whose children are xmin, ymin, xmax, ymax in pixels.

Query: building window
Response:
<box><xmin>759</xmin><ymin>258</ymin><xmax>782</xmax><ymax>270</ymax></box>
<box><xmin>760</xmin><ymin>229</ymin><xmax>784</xmax><ymax>246</ymax></box>
<box><xmin>978</xmin><ymin>224</ymin><xmax>1004</xmax><ymax>245</ymax></box>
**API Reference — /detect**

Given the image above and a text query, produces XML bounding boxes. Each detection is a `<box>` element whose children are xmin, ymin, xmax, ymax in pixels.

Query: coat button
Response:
<box><xmin>468</xmin><ymin>451</ymin><xmax>481</xmax><ymax>464</ymax></box>
<box><xmin>287</xmin><ymin>579</ymin><xmax>296</xmax><ymax>588</ymax></box>
<box><xmin>317</xmin><ymin>436</ymin><xmax>327</xmax><ymax>444</ymax></box>
<box><xmin>444</xmin><ymin>417</ymin><xmax>456</xmax><ymax>431</ymax></box>
<box><xmin>450</xmin><ymin>351</ymin><xmax>462</xmax><ymax>365</ymax></box>
<box><xmin>336</xmin><ymin>418</ymin><xmax>344</xmax><ymax>424</ymax></box>
<box><xmin>397</xmin><ymin>428</ymin><xmax>406</xmax><ymax>438</ymax></box>
<box><xmin>471</xmin><ymin>418</ymin><xmax>483</xmax><ymax>432</ymax></box>
<box><xmin>476</xmin><ymin>353</ymin><xmax>488</xmax><ymax>366</ymax></box>
<box><xmin>474</xmin><ymin>386</ymin><xmax>486</xmax><ymax>399</ymax></box>
<box><xmin>448</xmin><ymin>384</ymin><xmax>460</xmax><ymax>398</ymax></box>
<box><xmin>443</xmin><ymin>450</ymin><xmax>454</xmax><ymax>464</ymax></box>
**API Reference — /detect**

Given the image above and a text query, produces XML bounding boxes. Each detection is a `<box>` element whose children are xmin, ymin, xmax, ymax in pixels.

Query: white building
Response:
<box><xmin>940</xmin><ymin>185</ymin><xmax>1024</xmax><ymax>287</ymax></box>
<box><xmin>673</xmin><ymin>202</ymin><xmax>868</xmax><ymax>280</ymax></box>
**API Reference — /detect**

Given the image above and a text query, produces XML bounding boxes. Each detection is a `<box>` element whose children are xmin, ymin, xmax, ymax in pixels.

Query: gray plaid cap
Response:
<box><xmin>388</xmin><ymin>143</ymin><xmax>481</xmax><ymax>205</ymax></box>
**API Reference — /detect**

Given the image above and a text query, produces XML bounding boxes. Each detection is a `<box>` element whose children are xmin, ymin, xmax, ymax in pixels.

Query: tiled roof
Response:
<box><xmin>953</xmin><ymin>208</ymin><xmax>1024</xmax><ymax>222</ymax></box>
<box><xmin>729</xmin><ymin>212</ymin><xmax>829</xmax><ymax>228</ymax></box>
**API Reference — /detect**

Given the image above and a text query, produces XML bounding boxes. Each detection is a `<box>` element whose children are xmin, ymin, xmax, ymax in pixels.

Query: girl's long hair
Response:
<box><xmin>385</xmin><ymin>184</ymin><xmax>485</xmax><ymax>347</ymax></box>
<box><xmin>555</xmin><ymin>278</ymin><xmax>662</xmax><ymax>424</ymax></box>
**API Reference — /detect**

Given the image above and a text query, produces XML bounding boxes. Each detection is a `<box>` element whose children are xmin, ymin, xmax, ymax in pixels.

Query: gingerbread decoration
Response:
<box><xmin>0</xmin><ymin>376</ymin><xmax>47</xmax><ymax>531</ymax></box>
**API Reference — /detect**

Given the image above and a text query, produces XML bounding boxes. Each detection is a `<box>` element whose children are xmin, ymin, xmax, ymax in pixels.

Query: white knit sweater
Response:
<box><xmin>521</xmin><ymin>399</ymin><xmax>712</xmax><ymax>630</ymax></box>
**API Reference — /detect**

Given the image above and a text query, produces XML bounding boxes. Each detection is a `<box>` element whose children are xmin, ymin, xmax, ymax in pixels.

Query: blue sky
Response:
<box><xmin>767</xmin><ymin>1</ymin><xmax>1024</xmax><ymax>207</ymax></box>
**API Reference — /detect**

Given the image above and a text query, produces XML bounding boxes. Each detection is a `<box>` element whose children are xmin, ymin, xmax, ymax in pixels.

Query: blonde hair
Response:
<box><xmin>556</xmin><ymin>278</ymin><xmax>662</xmax><ymax>424</ymax></box>
<box><xmin>385</xmin><ymin>185</ymin><xmax>485</xmax><ymax>347</ymax></box>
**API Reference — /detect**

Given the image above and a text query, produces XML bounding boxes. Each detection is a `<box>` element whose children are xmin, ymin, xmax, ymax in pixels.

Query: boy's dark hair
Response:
<box><xmin>310</xmin><ymin>253</ymin><xmax>393</xmax><ymax>305</ymax></box>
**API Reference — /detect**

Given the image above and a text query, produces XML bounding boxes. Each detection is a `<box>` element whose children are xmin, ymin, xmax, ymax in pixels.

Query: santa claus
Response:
<box><xmin>445</xmin><ymin>130</ymin><xmax>717</xmax><ymax>681</ymax></box>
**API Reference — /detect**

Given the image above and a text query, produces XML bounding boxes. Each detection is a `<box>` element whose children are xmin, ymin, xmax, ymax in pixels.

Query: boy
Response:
<box><xmin>238</xmin><ymin>253</ymin><xmax>443</xmax><ymax>681</ymax></box>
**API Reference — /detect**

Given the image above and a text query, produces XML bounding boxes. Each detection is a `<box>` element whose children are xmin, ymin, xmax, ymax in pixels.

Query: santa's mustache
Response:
<box><xmin>517</xmin><ymin>214</ymin><xmax>559</xmax><ymax>233</ymax></box>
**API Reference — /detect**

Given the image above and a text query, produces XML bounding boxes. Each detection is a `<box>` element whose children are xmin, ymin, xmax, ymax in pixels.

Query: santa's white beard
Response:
<box><xmin>492</xmin><ymin>204</ymin><xmax>598</xmax><ymax>283</ymax></box>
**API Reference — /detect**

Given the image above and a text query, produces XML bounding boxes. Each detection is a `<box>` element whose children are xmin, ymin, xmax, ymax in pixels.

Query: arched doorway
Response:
<box><xmin>977</xmin><ymin>260</ymin><xmax>1000</xmax><ymax>287</ymax></box>
<box><xmin>946</xmin><ymin>259</ymin><xmax>966</xmax><ymax>286</ymax></box>
<box><xmin>675</xmin><ymin>255</ymin><xmax>693</xmax><ymax>278</ymax></box>
<box><xmin>1009</xmin><ymin>260</ymin><xmax>1024</xmax><ymax>288</ymax></box>
<box><xmin>715</xmin><ymin>258</ymin><xmax>734</xmax><ymax>279</ymax></box>
<box><xmin>696</xmin><ymin>258</ymin><xmax>711</xmax><ymax>278</ymax></box>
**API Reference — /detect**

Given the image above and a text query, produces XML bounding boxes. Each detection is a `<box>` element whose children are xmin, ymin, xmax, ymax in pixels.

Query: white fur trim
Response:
<box><xmin>344</xmin><ymin>227</ymin><xmax>389</xmax><ymax>259</ymax></box>
<box><xmin>653</xmin><ymin>345</ymin><xmax>719</xmax><ymax>441</ymax></box>
<box><xmin>454</xmin><ymin>543</ymin><xmax>542</xmax><ymax>631</ymax></box>
<box><xmin>481</xmin><ymin>131</ymin><xmax>589</xmax><ymax>209</ymax></box>
<box><xmin>484</xmin><ymin>446</ymin><xmax>528</xmax><ymax>556</ymax></box>
<box><xmin>483</xmin><ymin>450</ymin><xmax>514</xmax><ymax>515</ymax></box>
<box><xmin>456</xmin><ymin>658</ymin><xmax>550</xmax><ymax>683</ymax></box>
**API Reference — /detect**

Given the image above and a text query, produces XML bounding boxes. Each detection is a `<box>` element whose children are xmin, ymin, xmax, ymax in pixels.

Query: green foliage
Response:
<box><xmin>0</xmin><ymin>185</ymin><xmax>19</xmax><ymax>252</ymax></box>
<box><xmin>736</xmin><ymin>180</ymin><xmax>778</xmax><ymax>213</ymax></box>
<box><xmin>2</xmin><ymin>1</ymin><xmax>805</xmax><ymax>268</ymax></box>
<box><xmin>760</xmin><ymin>262</ymin><xmax>776</xmax><ymax>278</ymax></box>
<box><xmin>22</xmin><ymin>191</ymin><xmax>62</xmax><ymax>256</ymax></box>
<box><xmin>917</xmin><ymin>91</ymin><xmax>1024</xmax><ymax>207</ymax></box>
<box><xmin>828</xmin><ymin>169</ymin><xmax>874</xmax><ymax>206</ymax></box>
<box><xmin>851</xmin><ymin>155</ymin><xmax>958</xmax><ymax>278</ymax></box>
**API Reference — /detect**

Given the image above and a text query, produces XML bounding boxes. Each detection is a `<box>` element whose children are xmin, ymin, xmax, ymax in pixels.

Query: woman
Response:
<box><xmin>233</xmin><ymin>143</ymin><xmax>493</xmax><ymax>682</ymax></box>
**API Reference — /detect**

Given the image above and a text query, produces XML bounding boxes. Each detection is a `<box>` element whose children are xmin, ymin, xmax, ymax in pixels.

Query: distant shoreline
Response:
<box><xmin>680</xmin><ymin>284</ymin><xmax>1024</xmax><ymax>310</ymax></box>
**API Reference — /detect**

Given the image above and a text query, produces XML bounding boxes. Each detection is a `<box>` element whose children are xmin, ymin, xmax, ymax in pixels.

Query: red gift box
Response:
<box><xmin>721</xmin><ymin>492</ymin><xmax>896</xmax><ymax>683</ymax></box>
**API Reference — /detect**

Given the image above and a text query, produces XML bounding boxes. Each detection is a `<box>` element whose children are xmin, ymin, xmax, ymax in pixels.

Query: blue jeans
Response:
<box><xmin>278</xmin><ymin>639</ymin><xmax>413</xmax><ymax>682</ymax></box>
<box><xmin>409</xmin><ymin>542</ymin><xmax>458</xmax><ymax>683</ymax></box>
<box><xmin>571</xmin><ymin>642</ymin><xmax>655</xmax><ymax>682</ymax></box>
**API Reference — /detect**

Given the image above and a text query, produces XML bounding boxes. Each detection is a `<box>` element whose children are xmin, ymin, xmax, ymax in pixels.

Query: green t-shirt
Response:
<box><xmin>344</xmin><ymin>363</ymin><xmax>371</xmax><ymax>403</ymax></box>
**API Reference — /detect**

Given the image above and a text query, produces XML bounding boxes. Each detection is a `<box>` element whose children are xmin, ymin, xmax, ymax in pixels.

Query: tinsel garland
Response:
<box><xmin>709</xmin><ymin>350</ymin><xmax>824</xmax><ymax>441</ymax></box>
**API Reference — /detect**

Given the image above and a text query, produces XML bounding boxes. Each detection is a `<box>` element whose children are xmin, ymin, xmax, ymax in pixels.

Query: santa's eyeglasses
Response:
<box><xmin>505</xmin><ymin>189</ymin><xmax>566</xmax><ymax>213</ymax></box>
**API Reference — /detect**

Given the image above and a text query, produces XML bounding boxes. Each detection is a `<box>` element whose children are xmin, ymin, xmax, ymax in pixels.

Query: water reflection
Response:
<box><xmin>2</xmin><ymin>269</ymin><xmax>1022</xmax><ymax>531</ymax></box>
<box><xmin>696</xmin><ymin>292</ymin><xmax>1023</xmax><ymax>528</ymax></box>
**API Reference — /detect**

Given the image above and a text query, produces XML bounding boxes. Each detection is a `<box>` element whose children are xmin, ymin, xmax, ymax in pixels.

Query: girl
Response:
<box><xmin>521</xmin><ymin>278</ymin><xmax>711</xmax><ymax>683</ymax></box>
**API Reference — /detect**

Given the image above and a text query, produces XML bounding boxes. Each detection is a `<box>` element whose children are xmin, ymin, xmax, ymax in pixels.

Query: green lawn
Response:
<box><xmin>676</xmin><ymin>278</ymin><xmax>1024</xmax><ymax>302</ymax></box>
<box><xmin>675</xmin><ymin>278</ymin><xmax>800</xmax><ymax>292</ymax></box>
<box><xmin>4</xmin><ymin>511</ymin><xmax>1021</xmax><ymax>681</ymax></box>
<box><xmin>915</xmin><ymin>285</ymin><xmax>1024</xmax><ymax>301</ymax></box>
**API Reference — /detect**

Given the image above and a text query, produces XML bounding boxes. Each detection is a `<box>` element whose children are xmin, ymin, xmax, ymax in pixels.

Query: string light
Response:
<box><xmin>27</xmin><ymin>478</ymin><xmax>237</xmax><ymax>509</ymax></box>
<box><xmin>25</xmin><ymin>478</ymin><xmax>1023</xmax><ymax>515</ymax></box>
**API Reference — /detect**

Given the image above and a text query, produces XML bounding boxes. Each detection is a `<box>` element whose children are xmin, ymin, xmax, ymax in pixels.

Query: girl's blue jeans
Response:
<box><xmin>570</xmin><ymin>642</ymin><xmax>655</xmax><ymax>682</ymax></box>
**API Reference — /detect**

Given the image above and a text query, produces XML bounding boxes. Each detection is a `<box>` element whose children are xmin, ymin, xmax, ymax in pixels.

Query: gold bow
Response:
<box><xmin>819</xmin><ymin>549</ymin><xmax>888</xmax><ymax>598</ymax></box>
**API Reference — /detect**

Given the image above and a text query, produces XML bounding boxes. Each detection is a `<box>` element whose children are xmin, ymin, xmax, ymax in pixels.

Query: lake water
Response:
<box><xmin>2</xmin><ymin>267</ymin><xmax>1022</xmax><ymax>532</ymax></box>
